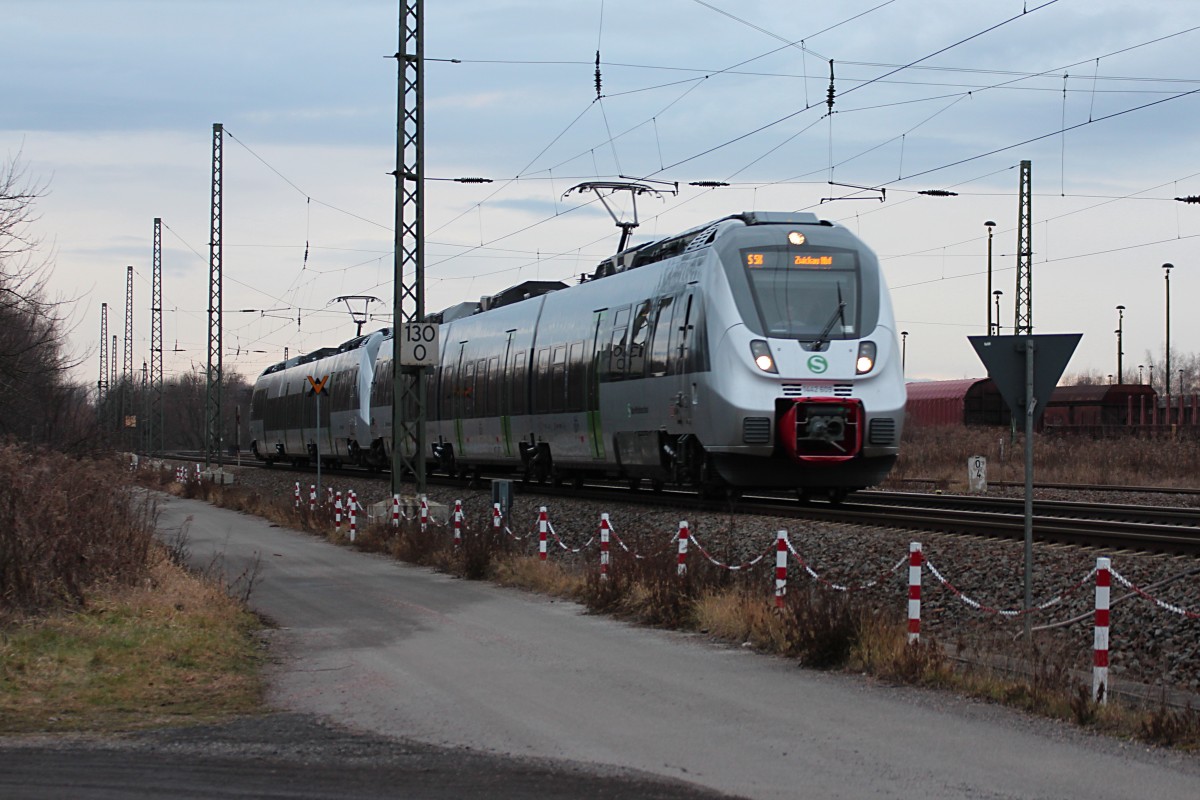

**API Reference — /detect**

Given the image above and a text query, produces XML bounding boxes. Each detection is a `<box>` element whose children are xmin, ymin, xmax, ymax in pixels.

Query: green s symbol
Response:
<box><xmin>807</xmin><ymin>355</ymin><xmax>829</xmax><ymax>374</ymax></box>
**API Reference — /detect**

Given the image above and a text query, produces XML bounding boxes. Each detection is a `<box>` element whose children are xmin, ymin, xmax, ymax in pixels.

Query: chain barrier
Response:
<box><xmin>547</xmin><ymin>521</ymin><xmax>595</xmax><ymax>554</ymax></box>
<box><xmin>606</xmin><ymin>517</ymin><xmax>678</xmax><ymax>560</ymax></box>
<box><xmin>923</xmin><ymin>557</ymin><xmax>1097</xmax><ymax>617</ymax></box>
<box><xmin>784</xmin><ymin>535</ymin><xmax>907</xmax><ymax>592</ymax></box>
<box><xmin>1110</xmin><ymin>568</ymin><xmax>1200</xmax><ymax>619</ymax></box>
<box><xmin>686</xmin><ymin>530</ymin><xmax>773</xmax><ymax>572</ymax></box>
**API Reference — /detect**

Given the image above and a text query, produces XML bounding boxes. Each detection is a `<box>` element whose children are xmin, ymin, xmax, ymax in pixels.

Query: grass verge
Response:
<box><xmin>0</xmin><ymin>545</ymin><xmax>266</xmax><ymax>734</ymax></box>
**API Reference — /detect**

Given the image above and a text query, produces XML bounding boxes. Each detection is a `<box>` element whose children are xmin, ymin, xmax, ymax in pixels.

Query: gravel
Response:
<box><xmin>208</xmin><ymin>464</ymin><xmax>1200</xmax><ymax>705</ymax></box>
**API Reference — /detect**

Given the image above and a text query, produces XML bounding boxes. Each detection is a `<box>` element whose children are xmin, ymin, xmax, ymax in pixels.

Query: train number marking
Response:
<box><xmin>400</xmin><ymin>323</ymin><xmax>440</xmax><ymax>366</ymax></box>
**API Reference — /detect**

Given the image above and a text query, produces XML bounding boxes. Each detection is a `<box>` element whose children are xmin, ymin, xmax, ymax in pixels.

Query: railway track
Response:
<box><xmin>162</xmin><ymin>453</ymin><xmax>1200</xmax><ymax>556</ymax></box>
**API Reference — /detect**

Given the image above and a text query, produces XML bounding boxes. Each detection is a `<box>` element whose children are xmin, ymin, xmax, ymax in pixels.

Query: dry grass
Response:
<box><xmin>0</xmin><ymin>547</ymin><xmax>265</xmax><ymax>733</ymax></box>
<box><xmin>886</xmin><ymin>425</ymin><xmax>1200</xmax><ymax>489</ymax></box>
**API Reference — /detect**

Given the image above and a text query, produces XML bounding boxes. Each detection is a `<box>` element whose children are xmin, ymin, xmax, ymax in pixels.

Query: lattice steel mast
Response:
<box><xmin>391</xmin><ymin>0</ymin><xmax>426</xmax><ymax>497</ymax></box>
<box><xmin>150</xmin><ymin>218</ymin><xmax>164</xmax><ymax>456</ymax></box>
<box><xmin>98</xmin><ymin>302</ymin><xmax>109</xmax><ymax>420</ymax></box>
<box><xmin>1014</xmin><ymin>160</ymin><xmax>1033</xmax><ymax>335</ymax></box>
<box><xmin>123</xmin><ymin>264</ymin><xmax>134</xmax><ymax>448</ymax></box>
<box><xmin>206</xmin><ymin>123</ymin><xmax>224</xmax><ymax>468</ymax></box>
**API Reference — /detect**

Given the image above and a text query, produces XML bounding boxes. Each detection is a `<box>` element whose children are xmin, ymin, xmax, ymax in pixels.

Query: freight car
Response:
<box><xmin>906</xmin><ymin>378</ymin><xmax>1160</xmax><ymax>434</ymax></box>
<box><xmin>250</xmin><ymin>211</ymin><xmax>906</xmax><ymax>499</ymax></box>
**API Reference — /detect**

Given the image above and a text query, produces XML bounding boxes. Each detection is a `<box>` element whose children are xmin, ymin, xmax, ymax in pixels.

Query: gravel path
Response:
<box><xmin>219</xmin><ymin>465</ymin><xmax>1200</xmax><ymax>702</ymax></box>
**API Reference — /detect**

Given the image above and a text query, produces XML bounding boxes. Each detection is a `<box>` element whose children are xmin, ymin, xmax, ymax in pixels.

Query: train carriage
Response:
<box><xmin>250</xmin><ymin>211</ymin><xmax>906</xmax><ymax>499</ymax></box>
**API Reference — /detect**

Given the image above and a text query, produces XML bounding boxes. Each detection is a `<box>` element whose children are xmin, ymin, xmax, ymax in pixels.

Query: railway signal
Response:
<box><xmin>308</xmin><ymin>374</ymin><xmax>328</xmax><ymax>494</ymax></box>
<box><xmin>970</xmin><ymin>333</ymin><xmax>1081</xmax><ymax>639</ymax></box>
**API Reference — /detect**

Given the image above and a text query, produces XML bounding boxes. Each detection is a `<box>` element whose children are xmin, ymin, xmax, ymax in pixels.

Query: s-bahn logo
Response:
<box><xmin>807</xmin><ymin>355</ymin><xmax>829</xmax><ymax>374</ymax></box>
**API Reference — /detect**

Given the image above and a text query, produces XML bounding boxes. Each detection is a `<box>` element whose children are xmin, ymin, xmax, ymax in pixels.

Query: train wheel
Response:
<box><xmin>650</xmin><ymin>479</ymin><xmax>664</xmax><ymax>493</ymax></box>
<box><xmin>827</xmin><ymin>488</ymin><xmax>848</xmax><ymax>505</ymax></box>
<box><xmin>796</xmin><ymin>489</ymin><xmax>812</xmax><ymax>505</ymax></box>
<box><xmin>628</xmin><ymin>478</ymin><xmax>642</xmax><ymax>491</ymax></box>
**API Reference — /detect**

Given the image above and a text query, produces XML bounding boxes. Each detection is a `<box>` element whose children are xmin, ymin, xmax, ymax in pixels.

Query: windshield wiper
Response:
<box><xmin>809</xmin><ymin>284</ymin><xmax>846</xmax><ymax>348</ymax></box>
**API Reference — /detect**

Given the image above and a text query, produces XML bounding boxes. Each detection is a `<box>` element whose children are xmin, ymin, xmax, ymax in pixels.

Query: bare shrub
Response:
<box><xmin>390</xmin><ymin>519</ymin><xmax>447</xmax><ymax>566</ymax></box>
<box><xmin>580</xmin><ymin>565</ymin><xmax>631</xmax><ymax>614</ymax></box>
<box><xmin>852</xmin><ymin>610</ymin><xmax>951</xmax><ymax>684</ymax></box>
<box><xmin>771</xmin><ymin>588</ymin><xmax>859</xmax><ymax>668</ymax></box>
<box><xmin>1139</xmin><ymin>700</ymin><xmax>1200</xmax><ymax>747</ymax></box>
<box><xmin>454</xmin><ymin>524</ymin><xmax>514</xmax><ymax>581</ymax></box>
<box><xmin>0</xmin><ymin>445</ymin><xmax>156</xmax><ymax>613</ymax></box>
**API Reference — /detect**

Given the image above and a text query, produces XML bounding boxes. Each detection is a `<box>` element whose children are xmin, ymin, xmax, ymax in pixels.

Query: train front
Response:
<box><xmin>702</xmin><ymin>213</ymin><xmax>905</xmax><ymax>495</ymax></box>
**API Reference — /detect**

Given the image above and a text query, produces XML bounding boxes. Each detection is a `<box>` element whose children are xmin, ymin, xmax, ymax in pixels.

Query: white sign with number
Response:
<box><xmin>967</xmin><ymin>455</ymin><xmax>987</xmax><ymax>494</ymax></box>
<box><xmin>399</xmin><ymin>322</ymin><xmax>440</xmax><ymax>366</ymax></box>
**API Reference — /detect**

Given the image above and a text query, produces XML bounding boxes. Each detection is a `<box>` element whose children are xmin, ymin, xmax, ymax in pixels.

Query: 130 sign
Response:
<box><xmin>399</xmin><ymin>322</ymin><xmax>440</xmax><ymax>366</ymax></box>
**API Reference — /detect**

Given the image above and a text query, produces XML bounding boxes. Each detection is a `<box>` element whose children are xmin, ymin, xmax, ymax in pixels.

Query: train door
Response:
<box><xmin>452</xmin><ymin>342</ymin><xmax>467</xmax><ymax>455</ymax></box>
<box><xmin>587</xmin><ymin>309</ymin><xmax>606</xmax><ymax>459</ymax></box>
<box><xmin>673</xmin><ymin>291</ymin><xmax>696</xmax><ymax>425</ymax></box>
<box><xmin>501</xmin><ymin>330</ymin><xmax>515</xmax><ymax>457</ymax></box>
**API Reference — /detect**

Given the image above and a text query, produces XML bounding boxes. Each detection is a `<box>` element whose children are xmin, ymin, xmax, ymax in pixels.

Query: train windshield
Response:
<box><xmin>737</xmin><ymin>246</ymin><xmax>860</xmax><ymax>340</ymax></box>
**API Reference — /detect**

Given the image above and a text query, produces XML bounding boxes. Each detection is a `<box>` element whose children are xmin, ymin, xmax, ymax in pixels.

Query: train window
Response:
<box><xmin>587</xmin><ymin>312</ymin><xmax>604</xmax><ymax>408</ymax></box>
<box><xmin>475</xmin><ymin>359</ymin><xmax>488</xmax><ymax>418</ymax></box>
<box><xmin>648</xmin><ymin>296</ymin><xmax>675</xmax><ymax>377</ymax></box>
<box><xmin>535</xmin><ymin>348</ymin><xmax>551</xmax><ymax>413</ymax></box>
<box><xmin>627</xmin><ymin>301</ymin><xmax>652</xmax><ymax>378</ymax></box>
<box><xmin>670</xmin><ymin>294</ymin><xmax>694</xmax><ymax>375</ymax></box>
<box><xmin>550</xmin><ymin>345</ymin><xmax>567</xmax><ymax>413</ymax></box>
<box><xmin>487</xmin><ymin>356</ymin><xmax>500</xmax><ymax>417</ymax></box>
<box><xmin>511</xmin><ymin>351</ymin><xmax>527</xmax><ymax>415</ymax></box>
<box><xmin>462</xmin><ymin>361</ymin><xmax>476</xmax><ymax>418</ymax></box>
<box><xmin>567</xmin><ymin>341</ymin><xmax>586</xmax><ymax>411</ymax></box>
<box><xmin>604</xmin><ymin>306</ymin><xmax>630</xmax><ymax>381</ymax></box>
<box><xmin>737</xmin><ymin>246</ymin><xmax>860</xmax><ymax>340</ymax></box>
<box><xmin>441</xmin><ymin>364</ymin><xmax>456</xmax><ymax>417</ymax></box>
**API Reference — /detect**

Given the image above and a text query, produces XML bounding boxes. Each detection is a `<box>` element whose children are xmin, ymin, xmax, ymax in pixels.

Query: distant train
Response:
<box><xmin>249</xmin><ymin>211</ymin><xmax>906</xmax><ymax>499</ymax></box>
<box><xmin>905</xmin><ymin>378</ymin><xmax>1185</xmax><ymax>433</ymax></box>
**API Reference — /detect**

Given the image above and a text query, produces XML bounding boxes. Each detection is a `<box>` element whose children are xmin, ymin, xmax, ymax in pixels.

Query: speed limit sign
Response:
<box><xmin>399</xmin><ymin>322</ymin><xmax>440</xmax><ymax>366</ymax></box>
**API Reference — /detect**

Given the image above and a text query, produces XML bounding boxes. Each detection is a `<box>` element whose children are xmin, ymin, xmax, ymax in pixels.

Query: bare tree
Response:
<box><xmin>0</xmin><ymin>152</ymin><xmax>95</xmax><ymax>451</ymax></box>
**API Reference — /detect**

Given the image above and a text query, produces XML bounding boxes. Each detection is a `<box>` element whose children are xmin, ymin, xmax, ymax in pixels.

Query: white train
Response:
<box><xmin>250</xmin><ymin>211</ymin><xmax>905</xmax><ymax>499</ymax></box>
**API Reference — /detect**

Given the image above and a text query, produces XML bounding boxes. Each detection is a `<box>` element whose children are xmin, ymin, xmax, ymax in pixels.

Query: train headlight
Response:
<box><xmin>750</xmin><ymin>340</ymin><xmax>778</xmax><ymax>373</ymax></box>
<box><xmin>856</xmin><ymin>341</ymin><xmax>877</xmax><ymax>374</ymax></box>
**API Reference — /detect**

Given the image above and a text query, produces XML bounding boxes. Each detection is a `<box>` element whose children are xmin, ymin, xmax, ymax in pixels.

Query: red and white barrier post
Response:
<box><xmin>677</xmin><ymin>521</ymin><xmax>689</xmax><ymax>577</ymax></box>
<box><xmin>392</xmin><ymin>493</ymin><xmax>400</xmax><ymax>527</ymax></box>
<box><xmin>294</xmin><ymin>482</ymin><xmax>300</xmax><ymax>508</ymax></box>
<box><xmin>493</xmin><ymin>502</ymin><xmax>502</xmax><ymax>533</ymax></box>
<box><xmin>907</xmin><ymin>542</ymin><xmax>923</xmax><ymax>643</ymax></box>
<box><xmin>309</xmin><ymin>484</ymin><xmax>316</xmax><ymax>513</ymax></box>
<box><xmin>774</xmin><ymin>530</ymin><xmax>788</xmax><ymax>608</ymax></box>
<box><xmin>538</xmin><ymin>507</ymin><xmax>549</xmax><ymax>561</ymax></box>
<box><xmin>335</xmin><ymin>492</ymin><xmax>343</xmax><ymax>533</ymax></box>
<box><xmin>454</xmin><ymin>499</ymin><xmax>463</xmax><ymax>547</ymax></box>
<box><xmin>348</xmin><ymin>494</ymin><xmax>357</xmax><ymax>542</ymax></box>
<box><xmin>420</xmin><ymin>495</ymin><xmax>429</xmax><ymax>533</ymax></box>
<box><xmin>599</xmin><ymin>513</ymin><xmax>611</xmax><ymax>581</ymax></box>
<box><xmin>1093</xmin><ymin>556</ymin><xmax>1111</xmax><ymax>703</ymax></box>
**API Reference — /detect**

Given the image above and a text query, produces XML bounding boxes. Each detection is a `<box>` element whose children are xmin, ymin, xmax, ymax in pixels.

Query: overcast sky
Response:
<box><xmin>6</xmin><ymin>0</ymin><xmax>1200</xmax><ymax>388</ymax></box>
